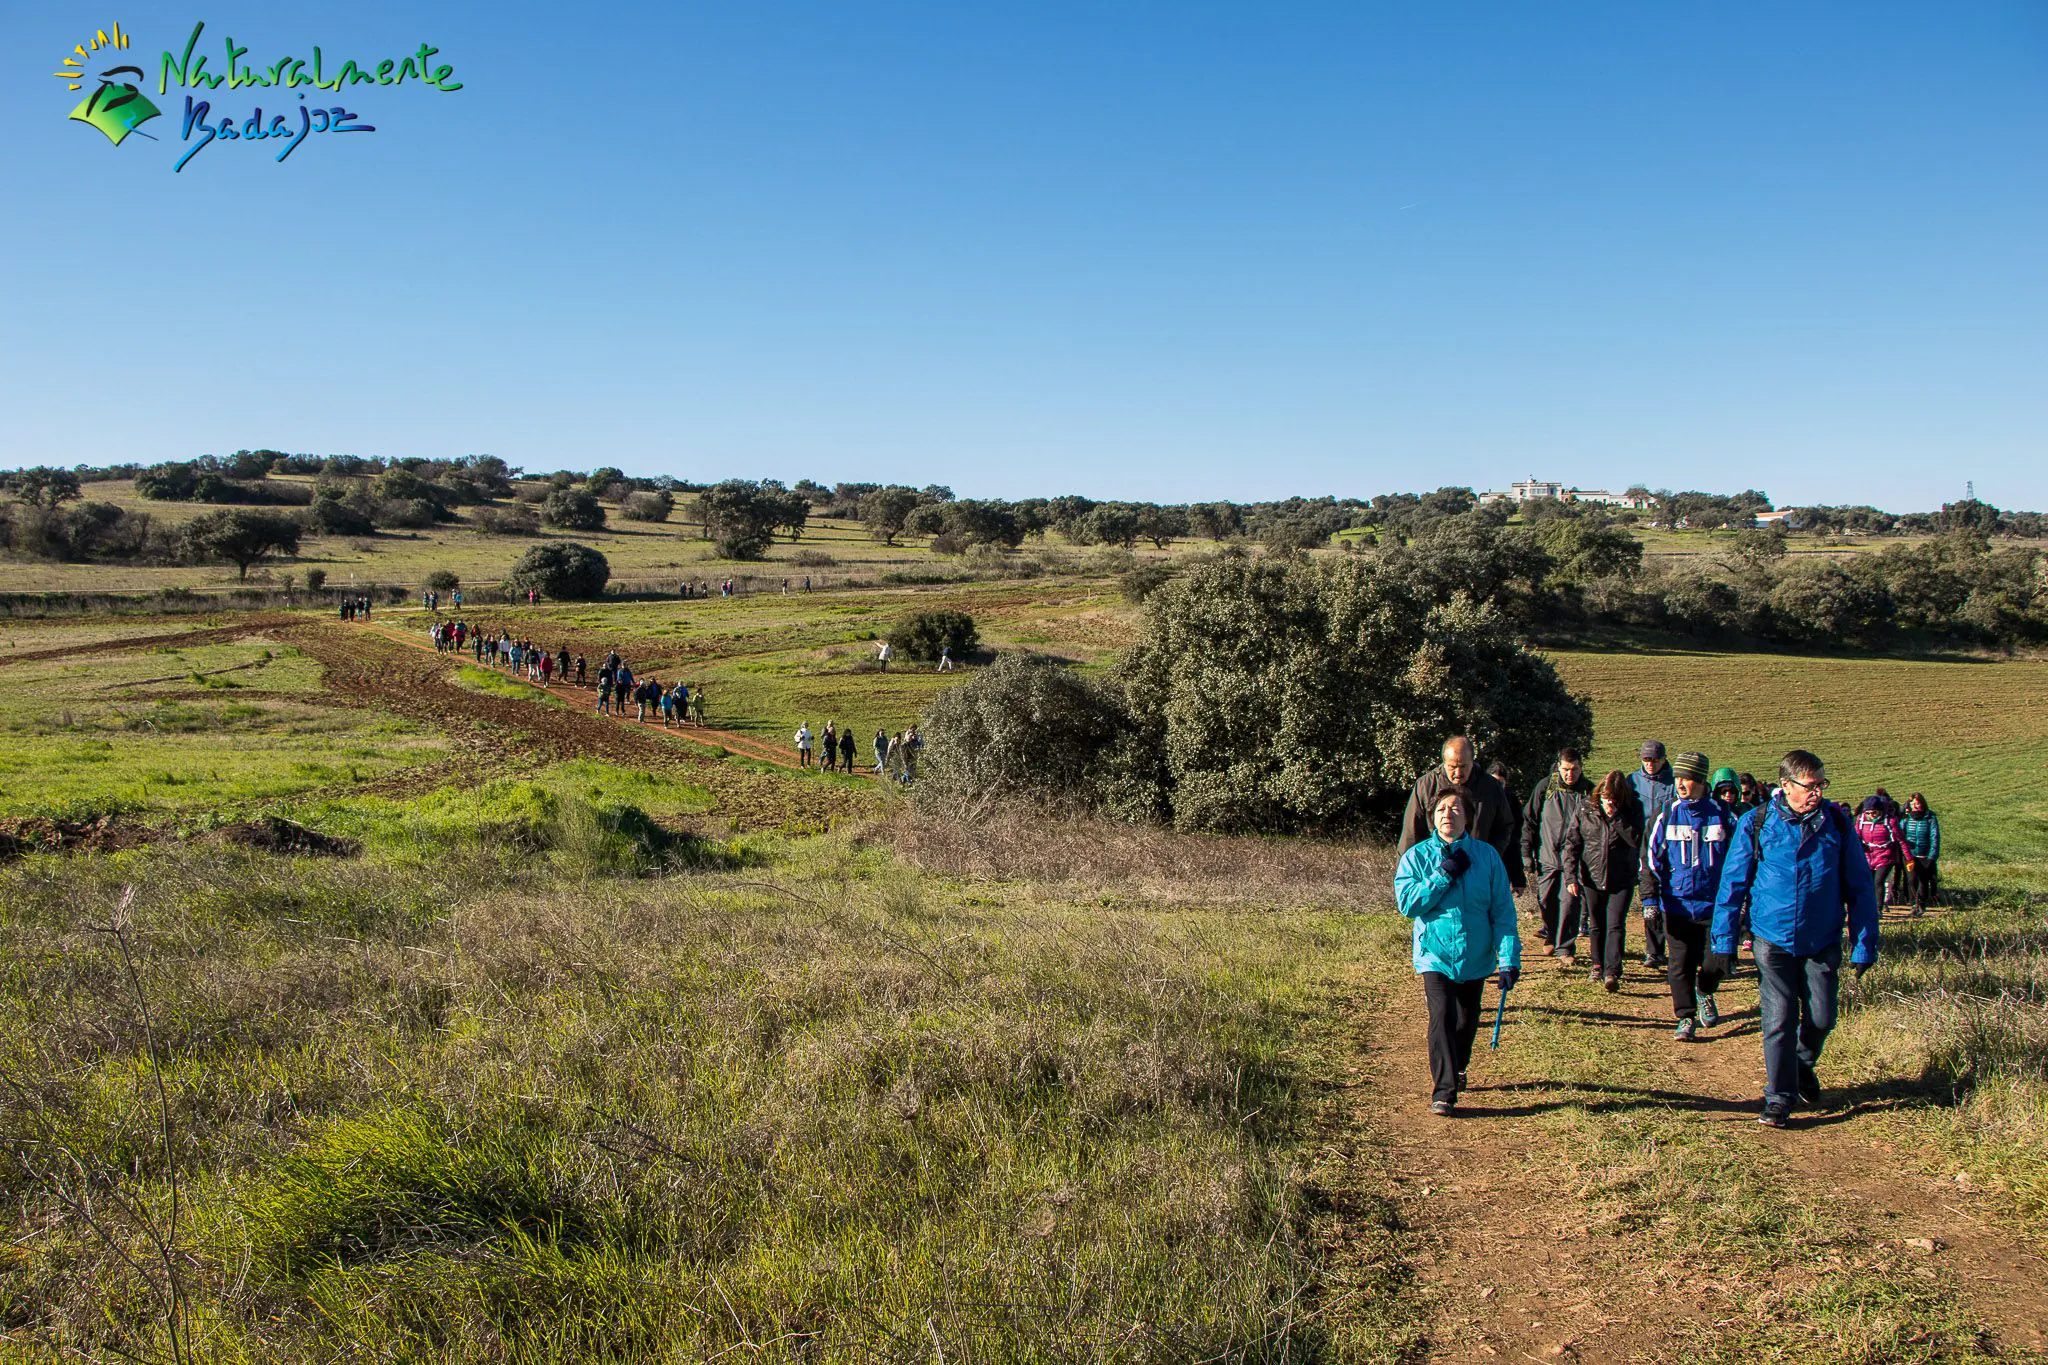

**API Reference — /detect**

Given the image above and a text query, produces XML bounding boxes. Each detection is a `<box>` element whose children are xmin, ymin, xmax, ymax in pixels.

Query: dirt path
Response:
<box><xmin>274</xmin><ymin>620</ymin><xmax>878</xmax><ymax>832</ymax></box>
<box><xmin>350</xmin><ymin>620</ymin><xmax>841</xmax><ymax>774</ymax></box>
<box><xmin>1355</xmin><ymin>933</ymin><xmax>2048</xmax><ymax>1361</ymax></box>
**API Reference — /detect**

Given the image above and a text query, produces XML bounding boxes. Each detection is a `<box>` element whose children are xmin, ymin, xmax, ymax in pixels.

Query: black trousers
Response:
<box><xmin>1664</xmin><ymin>913</ymin><xmax>1713</xmax><ymax>1018</ymax></box>
<box><xmin>1641</xmin><ymin>903</ymin><xmax>1668</xmax><ymax>963</ymax></box>
<box><xmin>1422</xmin><ymin>972</ymin><xmax>1486</xmax><ymax>1103</ymax></box>
<box><xmin>1909</xmin><ymin>858</ymin><xmax>1938</xmax><ymax>909</ymax></box>
<box><xmin>1585</xmin><ymin>886</ymin><xmax>1632</xmax><ymax>979</ymax></box>
<box><xmin>1535</xmin><ymin>869</ymin><xmax>1582</xmax><ymax>950</ymax></box>
<box><xmin>1753</xmin><ymin>939</ymin><xmax>1840</xmax><ymax>1112</ymax></box>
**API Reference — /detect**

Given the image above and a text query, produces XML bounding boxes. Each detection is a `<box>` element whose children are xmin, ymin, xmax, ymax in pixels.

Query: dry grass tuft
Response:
<box><xmin>888</xmin><ymin>805</ymin><xmax>1398</xmax><ymax>912</ymax></box>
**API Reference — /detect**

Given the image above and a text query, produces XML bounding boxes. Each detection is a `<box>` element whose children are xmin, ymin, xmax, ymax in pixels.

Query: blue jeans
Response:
<box><xmin>1752</xmin><ymin>938</ymin><xmax>1840</xmax><ymax>1111</ymax></box>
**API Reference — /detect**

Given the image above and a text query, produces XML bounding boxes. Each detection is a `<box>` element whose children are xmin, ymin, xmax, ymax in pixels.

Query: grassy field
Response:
<box><xmin>1553</xmin><ymin>648</ymin><xmax>2048</xmax><ymax>884</ymax></box>
<box><xmin>0</xmin><ymin>590</ymin><xmax>2043</xmax><ymax>1359</ymax></box>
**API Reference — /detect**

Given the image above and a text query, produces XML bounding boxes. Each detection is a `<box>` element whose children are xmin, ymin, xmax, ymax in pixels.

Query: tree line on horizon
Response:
<box><xmin>2</xmin><ymin>453</ymin><xmax>2045</xmax><ymax>646</ymax></box>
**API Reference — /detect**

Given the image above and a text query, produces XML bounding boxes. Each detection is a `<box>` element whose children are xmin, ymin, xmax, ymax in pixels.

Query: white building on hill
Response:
<box><xmin>1477</xmin><ymin>479</ymin><xmax>1651</xmax><ymax>510</ymax></box>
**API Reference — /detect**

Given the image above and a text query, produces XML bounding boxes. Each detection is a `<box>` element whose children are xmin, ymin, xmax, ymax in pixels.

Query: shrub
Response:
<box><xmin>473</xmin><ymin>505</ymin><xmax>540</xmax><ymax>536</ymax></box>
<box><xmin>305</xmin><ymin>491</ymin><xmax>376</xmax><ymax>536</ymax></box>
<box><xmin>792</xmin><ymin>548</ymin><xmax>837</xmax><ymax>568</ymax></box>
<box><xmin>928</xmin><ymin>532</ymin><xmax>967</xmax><ymax>556</ymax></box>
<box><xmin>541</xmin><ymin>488</ymin><xmax>607</xmax><ymax>532</ymax></box>
<box><xmin>424</xmin><ymin>570</ymin><xmax>460</xmax><ymax>592</ymax></box>
<box><xmin>305</xmin><ymin>568</ymin><xmax>328</xmax><ymax>592</ymax></box>
<box><xmin>889</xmin><ymin>609</ymin><xmax>978</xmax><ymax>662</ymax></box>
<box><xmin>967</xmin><ymin>551</ymin><xmax>1594</xmax><ymax>834</ymax></box>
<box><xmin>1120</xmin><ymin>562</ymin><xmax>1176</xmax><ymax>603</ymax></box>
<box><xmin>620</xmin><ymin>490</ymin><xmax>673</xmax><ymax>523</ymax></box>
<box><xmin>508</xmin><ymin>542</ymin><xmax>610</xmax><ymax>600</ymax></box>
<box><xmin>1769</xmin><ymin>562</ymin><xmax>1893</xmax><ymax>643</ymax></box>
<box><xmin>916</xmin><ymin>654</ymin><xmax>1148</xmax><ymax>815</ymax></box>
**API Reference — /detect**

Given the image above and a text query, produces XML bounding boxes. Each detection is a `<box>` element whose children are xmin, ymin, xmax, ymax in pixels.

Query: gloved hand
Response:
<box><xmin>1440</xmin><ymin>847</ymin><xmax>1471</xmax><ymax>879</ymax></box>
<box><xmin>1497</xmin><ymin>967</ymin><xmax>1519</xmax><ymax>993</ymax></box>
<box><xmin>1698</xmin><ymin>951</ymin><xmax>1734</xmax><ymax>994</ymax></box>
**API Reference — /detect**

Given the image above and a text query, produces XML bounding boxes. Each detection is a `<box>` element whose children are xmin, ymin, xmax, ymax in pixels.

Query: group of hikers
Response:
<box><xmin>793</xmin><ymin>722</ymin><xmax>924</xmax><ymax>782</ymax></box>
<box><xmin>336</xmin><ymin>596</ymin><xmax>376</xmax><ymax>621</ymax></box>
<box><xmin>431</xmin><ymin>620</ymin><xmax>712</xmax><ymax>726</ymax></box>
<box><xmin>1394</xmin><ymin>735</ymin><xmax>1939</xmax><ymax>1129</ymax></box>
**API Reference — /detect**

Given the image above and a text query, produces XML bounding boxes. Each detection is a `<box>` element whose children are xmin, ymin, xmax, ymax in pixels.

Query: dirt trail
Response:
<box><xmin>1356</xmin><ymin>934</ymin><xmax>2048</xmax><ymax>1362</ymax></box>
<box><xmin>273</xmin><ymin>620</ymin><xmax>874</xmax><ymax>832</ymax></box>
<box><xmin>350</xmin><ymin>620</ymin><xmax>836</xmax><ymax>773</ymax></box>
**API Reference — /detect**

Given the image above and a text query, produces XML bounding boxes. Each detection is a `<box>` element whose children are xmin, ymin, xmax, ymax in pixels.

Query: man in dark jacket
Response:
<box><xmin>1705</xmin><ymin>749</ymin><xmax>1881</xmax><ymax>1129</ymax></box>
<box><xmin>1399</xmin><ymin>736</ymin><xmax>1524</xmax><ymax>891</ymax></box>
<box><xmin>1523</xmin><ymin>748</ymin><xmax>1592</xmax><ymax>958</ymax></box>
<box><xmin>1629</xmin><ymin>740</ymin><xmax>1677</xmax><ymax>968</ymax></box>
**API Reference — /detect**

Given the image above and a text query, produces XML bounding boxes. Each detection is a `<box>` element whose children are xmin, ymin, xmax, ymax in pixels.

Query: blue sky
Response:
<box><xmin>2</xmin><ymin>1</ymin><xmax>2043</xmax><ymax>510</ymax></box>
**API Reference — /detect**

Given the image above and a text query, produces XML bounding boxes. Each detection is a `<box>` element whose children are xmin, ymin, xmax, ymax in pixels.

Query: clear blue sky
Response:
<box><xmin>3</xmin><ymin>1</ymin><xmax>2043</xmax><ymax>510</ymax></box>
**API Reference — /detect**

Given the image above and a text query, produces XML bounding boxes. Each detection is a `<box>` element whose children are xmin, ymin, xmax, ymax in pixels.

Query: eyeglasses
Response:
<box><xmin>1784</xmin><ymin>775</ymin><xmax>1830</xmax><ymax>794</ymax></box>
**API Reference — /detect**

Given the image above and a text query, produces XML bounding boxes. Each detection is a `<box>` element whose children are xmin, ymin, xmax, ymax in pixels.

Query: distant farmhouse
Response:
<box><xmin>1477</xmin><ymin>479</ymin><xmax>1653</xmax><ymax>510</ymax></box>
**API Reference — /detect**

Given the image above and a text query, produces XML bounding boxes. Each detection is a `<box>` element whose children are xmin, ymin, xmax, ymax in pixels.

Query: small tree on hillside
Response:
<box><xmin>620</xmin><ymin>490</ymin><xmax>674</xmax><ymax>523</ymax></box>
<box><xmin>425</xmin><ymin>570</ymin><xmax>460</xmax><ymax>592</ymax></box>
<box><xmin>508</xmin><ymin>542</ymin><xmax>610</xmax><ymax>600</ymax></box>
<box><xmin>889</xmin><ymin>610</ymin><xmax>978</xmax><ymax>662</ymax></box>
<box><xmin>542</xmin><ymin>488</ymin><xmax>607</xmax><ymax>532</ymax></box>
<box><xmin>860</xmin><ymin>487</ymin><xmax>923</xmax><ymax>545</ymax></box>
<box><xmin>183</xmin><ymin>509</ymin><xmax>301</xmax><ymax>579</ymax></box>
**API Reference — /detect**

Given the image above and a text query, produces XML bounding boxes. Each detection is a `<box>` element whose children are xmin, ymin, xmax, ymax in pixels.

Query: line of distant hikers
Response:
<box><xmin>428</xmin><ymin>619</ymin><xmax>924</xmax><ymax>780</ymax></box>
<box><xmin>1393</xmin><ymin>735</ymin><xmax>1938</xmax><ymax>1130</ymax></box>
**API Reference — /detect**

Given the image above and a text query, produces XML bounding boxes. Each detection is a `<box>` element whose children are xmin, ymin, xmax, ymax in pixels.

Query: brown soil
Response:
<box><xmin>209</xmin><ymin>816</ymin><xmax>361</xmax><ymax>856</ymax></box>
<box><xmin>0</xmin><ymin>814</ymin><xmax>147</xmax><ymax>863</ymax></box>
<box><xmin>1353</xmin><ymin>946</ymin><xmax>2048</xmax><ymax>1362</ymax></box>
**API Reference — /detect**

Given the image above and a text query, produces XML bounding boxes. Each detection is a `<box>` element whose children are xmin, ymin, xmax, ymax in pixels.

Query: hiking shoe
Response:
<box><xmin>1675</xmin><ymin>1016</ymin><xmax>1698</xmax><ymax>1042</ymax></box>
<box><xmin>1698</xmin><ymin>995</ymin><xmax>1721</xmax><ymax>1029</ymax></box>
<box><xmin>1646</xmin><ymin>956</ymin><xmax>1669</xmax><ymax>969</ymax></box>
<box><xmin>1758</xmin><ymin>1104</ymin><xmax>1789</xmax><ymax>1129</ymax></box>
<box><xmin>1798</xmin><ymin>1065</ymin><xmax>1822</xmax><ymax>1106</ymax></box>
<box><xmin>1430</xmin><ymin>1099</ymin><xmax>1455</xmax><ymax>1117</ymax></box>
<box><xmin>1604</xmin><ymin>976</ymin><xmax>1621</xmax><ymax>994</ymax></box>
<box><xmin>1588</xmin><ymin>965</ymin><xmax>1604</xmax><ymax>983</ymax></box>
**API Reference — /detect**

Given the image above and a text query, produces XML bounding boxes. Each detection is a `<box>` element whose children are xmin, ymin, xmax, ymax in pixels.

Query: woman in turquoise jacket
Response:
<box><xmin>1395</xmin><ymin>785</ymin><xmax>1522</xmax><ymax>1115</ymax></box>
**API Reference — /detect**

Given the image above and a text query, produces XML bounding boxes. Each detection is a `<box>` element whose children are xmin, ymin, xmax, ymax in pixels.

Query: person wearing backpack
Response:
<box><xmin>1855</xmin><ymin>796</ymin><xmax>1910</xmax><ymax>910</ymax></box>
<box><xmin>1898</xmin><ymin>794</ymin><xmax>1941</xmax><ymax>914</ymax></box>
<box><xmin>838</xmin><ymin>724</ymin><xmax>856</xmax><ymax>773</ymax></box>
<box><xmin>1523</xmin><ymin>748</ymin><xmax>1593</xmax><ymax>962</ymax></box>
<box><xmin>1704</xmin><ymin>750</ymin><xmax>1881</xmax><ymax>1129</ymax></box>
<box><xmin>1394</xmin><ymin>784</ymin><xmax>1521</xmax><ymax>1116</ymax></box>
<box><xmin>1629</xmin><ymin>741</ymin><xmax>1677</xmax><ymax>969</ymax></box>
<box><xmin>1564</xmin><ymin>770</ymin><xmax>1644</xmax><ymax>992</ymax></box>
<box><xmin>1641</xmin><ymin>752</ymin><xmax>1739</xmax><ymax>1040</ymax></box>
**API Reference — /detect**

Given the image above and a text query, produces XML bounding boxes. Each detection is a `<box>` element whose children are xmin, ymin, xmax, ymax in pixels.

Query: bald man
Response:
<box><xmin>1397</xmin><ymin>735</ymin><xmax>1525</xmax><ymax>891</ymax></box>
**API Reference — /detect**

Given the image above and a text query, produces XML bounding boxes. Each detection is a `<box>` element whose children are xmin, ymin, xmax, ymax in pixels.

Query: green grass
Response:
<box><xmin>0</xmin><ymin>633</ymin><xmax>441</xmax><ymax>820</ymax></box>
<box><xmin>0</xmin><ymin>830</ymin><xmax>1381</xmax><ymax>1362</ymax></box>
<box><xmin>1549</xmin><ymin>648</ymin><xmax>2048</xmax><ymax>884</ymax></box>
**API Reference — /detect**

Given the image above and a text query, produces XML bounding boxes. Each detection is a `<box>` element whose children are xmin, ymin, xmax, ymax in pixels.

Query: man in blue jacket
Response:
<box><xmin>1641</xmin><ymin>751</ymin><xmax>1738</xmax><ymax>1041</ymax></box>
<box><xmin>1704</xmin><ymin>749</ymin><xmax>1881</xmax><ymax>1129</ymax></box>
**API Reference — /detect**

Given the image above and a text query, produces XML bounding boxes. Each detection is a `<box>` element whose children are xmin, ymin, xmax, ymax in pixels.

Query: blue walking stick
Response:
<box><xmin>1490</xmin><ymin>984</ymin><xmax>1508</xmax><ymax>1048</ymax></box>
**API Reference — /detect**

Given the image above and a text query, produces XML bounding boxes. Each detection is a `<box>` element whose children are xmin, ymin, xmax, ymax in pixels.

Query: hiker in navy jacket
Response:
<box><xmin>1629</xmin><ymin>741</ymin><xmax>1677</xmax><ymax>969</ymax></box>
<box><xmin>1704</xmin><ymin>750</ymin><xmax>1881</xmax><ymax>1129</ymax></box>
<box><xmin>1641</xmin><ymin>751</ymin><xmax>1739</xmax><ymax>1041</ymax></box>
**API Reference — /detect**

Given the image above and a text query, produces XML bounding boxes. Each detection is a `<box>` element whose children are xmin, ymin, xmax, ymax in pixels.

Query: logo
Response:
<box><xmin>56</xmin><ymin>24</ymin><xmax>161</xmax><ymax>146</ymax></box>
<box><xmin>57</xmin><ymin>20</ymin><xmax>462</xmax><ymax>172</ymax></box>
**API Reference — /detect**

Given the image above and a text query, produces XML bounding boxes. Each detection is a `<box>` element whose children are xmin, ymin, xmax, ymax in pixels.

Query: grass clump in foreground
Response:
<box><xmin>0</xmin><ymin>817</ymin><xmax>1394</xmax><ymax>1362</ymax></box>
